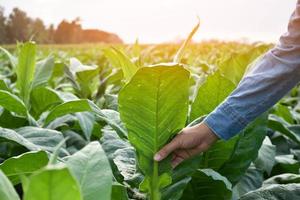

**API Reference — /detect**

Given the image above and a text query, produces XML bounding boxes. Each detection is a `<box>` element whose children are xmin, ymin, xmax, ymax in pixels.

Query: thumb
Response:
<box><xmin>154</xmin><ymin>137</ymin><xmax>181</xmax><ymax>161</ymax></box>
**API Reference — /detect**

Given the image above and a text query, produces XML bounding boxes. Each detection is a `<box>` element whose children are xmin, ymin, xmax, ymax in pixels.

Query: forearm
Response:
<box><xmin>204</xmin><ymin>0</ymin><xmax>300</xmax><ymax>140</ymax></box>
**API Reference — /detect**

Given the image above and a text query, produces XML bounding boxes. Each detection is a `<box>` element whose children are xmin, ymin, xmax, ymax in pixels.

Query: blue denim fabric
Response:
<box><xmin>204</xmin><ymin>0</ymin><xmax>300</xmax><ymax>140</ymax></box>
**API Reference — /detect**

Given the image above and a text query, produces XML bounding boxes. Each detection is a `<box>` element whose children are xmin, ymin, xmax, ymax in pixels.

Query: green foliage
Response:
<box><xmin>0</xmin><ymin>151</ymin><xmax>48</xmax><ymax>185</ymax></box>
<box><xmin>104</xmin><ymin>48</ymin><xmax>139</xmax><ymax>82</ymax></box>
<box><xmin>240</xmin><ymin>184</ymin><xmax>300</xmax><ymax>200</ymax></box>
<box><xmin>119</xmin><ymin>65</ymin><xmax>190</xmax><ymax>199</ymax></box>
<box><xmin>16</xmin><ymin>42</ymin><xmax>36</xmax><ymax>107</ymax></box>
<box><xmin>0</xmin><ymin>170</ymin><xmax>20</xmax><ymax>200</ymax></box>
<box><xmin>23</xmin><ymin>165</ymin><xmax>82</xmax><ymax>200</ymax></box>
<box><xmin>182</xmin><ymin>169</ymin><xmax>232</xmax><ymax>200</ymax></box>
<box><xmin>0</xmin><ymin>37</ymin><xmax>297</xmax><ymax>200</ymax></box>
<box><xmin>66</xmin><ymin>142</ymin><xmax>113</xmax><ymax>200</ymax></box>
<box><xmin>0</xmin><ymin>90</ymin><xmax>27</xmax><ymax>116</ymax></box>
<box><xmin>190</xmin><ymin>71</ymin><xmax>235</xmax><ymax>121</ymax></box>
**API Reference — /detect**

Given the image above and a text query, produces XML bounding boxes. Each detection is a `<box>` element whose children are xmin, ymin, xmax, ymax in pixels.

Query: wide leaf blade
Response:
<box><xmin>24</xmin><ymin>165</ymin><xmax>82</xmax><ymax>200</ymax></box>
<box><xmin>0</xmin><ymin>151</ymin><xmax>48</xmax><ymax>185</ymax></box>
<box><xmin>119</xmin><ymin>65</ymin><xmax>190</xmax><ymax>198</ymax></box>
<box><xmin>66</xmin><ymin>141</ymin><xmax>113</xmax><ymax>200</ymax></box>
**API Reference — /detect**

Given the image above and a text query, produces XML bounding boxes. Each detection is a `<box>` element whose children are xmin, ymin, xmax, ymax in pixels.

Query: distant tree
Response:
<box><xmin>0</xmin><ymin>7</ymin><xmax>7</xmax><ymax>44</ymax></box>
<box><xmin>47</xmin><ymin>24</ymin><xmax>55</xmax><ymax>43</ymax></box>
<box><xmin>6</xmin><ymin>8</ymin><xmax>31</xmax><ymax>43</ymax></box>
<box><xmin>28</xmin><ymin>18</ymin><xmax>48</xmax><ymax>43</ymax></box>
<box><xmin>54</xmin><ymin>18</ymin><xmax>82</xmax><ymax>43</ymax></box>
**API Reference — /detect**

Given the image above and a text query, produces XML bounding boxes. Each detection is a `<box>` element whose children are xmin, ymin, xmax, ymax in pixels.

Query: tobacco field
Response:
<box><xmin>0</xmin><ymin>26</ymin><xmax>300</xmax><ymax>200</ymax></box>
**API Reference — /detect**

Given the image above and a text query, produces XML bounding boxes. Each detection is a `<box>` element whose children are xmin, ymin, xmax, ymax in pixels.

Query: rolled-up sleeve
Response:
<box><xmin>204</xmin><ymin>0</ymin><xmax>300</xmax><ymax>140</ymax></box>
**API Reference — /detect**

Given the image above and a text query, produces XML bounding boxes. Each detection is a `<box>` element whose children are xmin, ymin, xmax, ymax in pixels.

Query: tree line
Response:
<box><xmin>0</xmin><ymin>7</ymin><xmax>123</xmax><ymax>44</ymax></box>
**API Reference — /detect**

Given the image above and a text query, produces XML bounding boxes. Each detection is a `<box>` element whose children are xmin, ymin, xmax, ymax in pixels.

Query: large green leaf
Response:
<box><xmin>181</xmin><ymin>169</ymin><xmax>232</xmax><ymax>200</ymax></box>
<box><xmin>16</xmin><ymin>42</ymin><xmax>36</xmax><ymax>107</ymax></box>
<box><xmin>0</xmin><ymin>170</ymin><xmax>20</xmax><ymax>200</ymax></box>
<box><xmin>0</xmin><ymin>90</ymin><xmax>27</xmax><ymax>116</ymax></box>
<box><xmin>119</xmin><ymin>65</ymin><xmax>190</xmax><ymax>199</ymax></box>
<box><xmin>66</xmin><ymin>142</ymin><xmax>112</xmax><ymax>200</ymax></box>
<box><xmin>218</xmin><ymin>115</ymin><xmax>268</xmax><ymax>185</ymax></box>
<box><xmin>24</xmin><ymin>165</ymin><xmax>82</xmax><ymax>200</ymax></box>
<box><xmin>0</xmin><ymin>127</ymin><xmax>64</xmax><ymax>152</ymax></box>
<box><xmin>0</xmin><ymin>151</ymin><xmax>48</xmax><ymax>185</ymax></box>
<box><xmin>239</xmin><ymin>184</ymin><xmax>300</xmax><ymax>200</ymax></box>
<box><xmin>190</xmin><ymin>71</ymin><xmax>235</xmax><ymax>121</ymax></box>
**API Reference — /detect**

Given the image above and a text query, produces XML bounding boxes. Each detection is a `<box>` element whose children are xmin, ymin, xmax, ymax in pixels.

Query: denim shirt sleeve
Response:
<box><xmin>204</xmin><ymin>0</ymin><xmax>300</xmax><ymax>140</ymax></box>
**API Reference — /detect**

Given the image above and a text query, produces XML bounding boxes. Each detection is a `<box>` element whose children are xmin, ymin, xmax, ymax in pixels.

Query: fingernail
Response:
<box><xmin>154</xmin><ymin>154</ymin><xmax>161</xmax><ymax>161</ymax></box>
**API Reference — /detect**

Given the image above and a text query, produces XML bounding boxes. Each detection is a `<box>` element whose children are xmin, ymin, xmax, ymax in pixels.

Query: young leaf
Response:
<box><xmin>173</xmin><ymin>18</ymin><xmax>200</xmax><ymax>63</ymax></box>
<box><xmin>16</xmin><ymin>42</ymin><xmax>36</xmax><ymax>107</ymax></box>
<box><xmin>119</xmin><ymin>65</ymin><xmax>190</xmax><ymax>199</ymax></box>
<box><xmin>104</xmin><ymin>48</ymin><xmax>139</xmax><ymax>82</ymax></box>
<box><xmin>66</xmin><ymin>58</ymin><xmax>100</xmax><ymax>98</ymax></box>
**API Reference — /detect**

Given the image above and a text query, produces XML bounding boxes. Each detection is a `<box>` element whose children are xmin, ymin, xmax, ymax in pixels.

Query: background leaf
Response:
<box><xmin>66</xmin><ymin>142</ymin><xmax>113</xmax><ymax>200</ymax></box>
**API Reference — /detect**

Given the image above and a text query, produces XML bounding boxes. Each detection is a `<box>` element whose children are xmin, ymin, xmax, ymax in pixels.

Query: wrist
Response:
<box><xmin>200</xmin><ymin>122</ymin><xmax>220</xmax><ymax>140</ymax></box>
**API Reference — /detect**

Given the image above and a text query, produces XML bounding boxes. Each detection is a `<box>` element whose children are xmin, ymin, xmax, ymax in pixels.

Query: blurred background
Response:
<box><xmin>0</xmin><ymin>0</ymin><xmax>297</xmax><ymax>44</ymax></box>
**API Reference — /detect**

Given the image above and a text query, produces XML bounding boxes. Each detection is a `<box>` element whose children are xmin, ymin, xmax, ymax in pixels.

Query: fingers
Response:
<box><xmin>171</xmin><ymin>145</ymin><xmax>207</xmax><ymax>168</ymax></box>
<box><xmin>171</xmin><ymin>156</ymin><xmax>184</xmax><ymax>168</ymax></box>
<box><xmin>154</xmin><ymin>137</ymin><xmax>181</xmax><ymax>161</ymax></box>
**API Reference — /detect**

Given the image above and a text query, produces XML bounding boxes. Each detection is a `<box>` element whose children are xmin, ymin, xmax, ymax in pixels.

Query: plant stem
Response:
<box><xmin>150</xmin><ymin>161</ymin><xmax>160</xmax><ymax>200</ymax></box>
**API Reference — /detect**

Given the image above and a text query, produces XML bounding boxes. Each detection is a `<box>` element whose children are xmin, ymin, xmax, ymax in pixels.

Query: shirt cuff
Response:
<box><xmin>203</xmin><ymin>102</ymin><xmax>249</xmax><ymax>140</ymax></box>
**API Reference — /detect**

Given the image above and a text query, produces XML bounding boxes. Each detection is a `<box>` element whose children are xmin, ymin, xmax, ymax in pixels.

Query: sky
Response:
<box><xmin>1</xmin><ymin>0</ymin><xmax>298</xmax><ymax>43</ymax></box>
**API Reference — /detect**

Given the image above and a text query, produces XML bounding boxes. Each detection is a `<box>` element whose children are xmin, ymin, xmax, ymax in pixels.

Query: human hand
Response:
<box><xmin>154</xmin><ymin>122</ymin><xmax>219</xmax><ymax>168</ymax></box>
